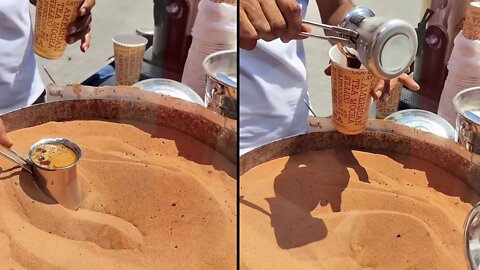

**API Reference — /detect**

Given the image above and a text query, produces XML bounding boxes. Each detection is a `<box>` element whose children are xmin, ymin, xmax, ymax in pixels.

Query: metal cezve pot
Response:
<box><xmin>301</xmin><ymin>6</ymin><xmax>418</xmax><ymax>80</ymax></box>
<box><xmin>0</xmin><ymin>138</ymin><xmax>82</xmax><ymax>210</ymax></box>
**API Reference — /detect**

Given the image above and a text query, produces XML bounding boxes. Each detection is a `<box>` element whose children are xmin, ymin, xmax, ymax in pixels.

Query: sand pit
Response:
<box><xmin>0</xmin><ymin>120</ymin><xmax>236</xmax><ymax>270</ymax></box>
<box><xmin>240</xmin><ymin>149</ymin><xmax>478</xmax><ymax>269</ymax></box>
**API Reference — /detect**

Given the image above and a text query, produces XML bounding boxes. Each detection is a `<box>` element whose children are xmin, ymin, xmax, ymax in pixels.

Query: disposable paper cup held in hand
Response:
<box><xmin>329</xmin><ymin>45</ymin><xmax>378</xmax><ymax>135</ymax></box>
<box><xmin>33</xmin><ymin>0</ymin><xmax>83</xmax><ymax>59</ymax></box>
<box><xmin>113</xmin><ymin>35</ymin><xmax>148</xmax><ymax>86</ymax></box>
<box><xmin>376</xmin><ymin>82</ymin><xmax>403</xmax><ymax>119</ymax></box>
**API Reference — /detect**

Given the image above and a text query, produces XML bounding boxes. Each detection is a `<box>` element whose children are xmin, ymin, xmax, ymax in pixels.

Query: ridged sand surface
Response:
<box><xmin>241</xmin><ymin>149</ymin><xmax>477</xmax><ymax>269</ymax></box>
<box><xmin>0</xmin><ymin>120</ymin><xmax>236</xmax><ymax>270</ymax></box>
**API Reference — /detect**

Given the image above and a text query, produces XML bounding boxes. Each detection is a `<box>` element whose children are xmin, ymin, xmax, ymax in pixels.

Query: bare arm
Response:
<box><xmin>317</xmin><ymin>0</ymin><xmax>354</xmax><ymax>25</ymax></box>
<box><xmin>316</xmin><ymin>0</ymin><xmax>354</xmax><ymax>39</ymax></box>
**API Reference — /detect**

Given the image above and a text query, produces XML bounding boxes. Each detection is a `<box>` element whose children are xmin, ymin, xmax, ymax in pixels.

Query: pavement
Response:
<box><xmin>304</xmin><ymin>0</ymin><xmax>422</xmax><ymax>117</ymax></box>
<box><xmin>30</xmin><ymin>1</ymin><xmax>154</xmax><ymax>85</ymax></box>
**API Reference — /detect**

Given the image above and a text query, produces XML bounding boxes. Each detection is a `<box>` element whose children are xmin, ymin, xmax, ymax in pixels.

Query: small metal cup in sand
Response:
<box><xmin>113</xmin><ymin>35</ymin><xmax>148</xmax><ymax>86</ymax></box>
<box><xmin>0</xmin><ymin>138</ymin><xmax>82</xmax><ymax>210</ymax></box>
<box><xmin>329</xmin><ymin>45</ymin><xmax>379</xmax><ymax>135</ymax></box>
<box><xmin>28</xmin><ymin>138</ymin><xmax>82</xmax><ymax>210</ymax></box>
<box><xmin>33</xmin><ymin>0</ymin><xmax>83</xmax><ymax>59</ymax></box>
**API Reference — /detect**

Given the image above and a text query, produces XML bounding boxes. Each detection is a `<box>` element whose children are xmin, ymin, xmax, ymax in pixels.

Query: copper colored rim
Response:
<box><xmin>240</xmin><ymin>130</ymin><xmax>480</xmax><ymax>193</ymax></box>
<box><xmin>2</xmin><ymin>99</ymin><xmax>237</xmax><ymax>164</ymax></box>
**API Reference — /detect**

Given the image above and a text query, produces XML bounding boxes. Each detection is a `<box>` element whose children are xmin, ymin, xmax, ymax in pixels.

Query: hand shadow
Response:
<box><xmin>266</xmin><ymin>149</ymin><xmax>369</xmax><ymax>249</ymax></box>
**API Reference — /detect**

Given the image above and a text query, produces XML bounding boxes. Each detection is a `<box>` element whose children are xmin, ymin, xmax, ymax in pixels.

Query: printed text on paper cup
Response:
<box><xmin>331</xmin><ymin>66</ymin><xmax>374</xmax><ymax>133</ymax></box>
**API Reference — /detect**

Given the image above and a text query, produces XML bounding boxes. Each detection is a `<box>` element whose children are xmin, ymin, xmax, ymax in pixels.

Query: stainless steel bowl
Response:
<box><xmin>385</xmin><ymin>109</ymin><xmax>456</xmax><ymax>140</ymax></box>
<box><xmin>453</xmin><ymin>87</ymin><xmax>480</xmax><ymax>155</ymax></box>
<box><xmin>203</xmin><ymin>50</ymin><xmax>237</xmax><ymax>120</ymax></box>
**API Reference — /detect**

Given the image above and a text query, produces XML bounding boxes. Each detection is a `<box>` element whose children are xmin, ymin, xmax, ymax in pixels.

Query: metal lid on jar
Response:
<box><xmin>385</xmin><ymin>109</ymin><xmax>456</xmax><ymax>140</ymax></box>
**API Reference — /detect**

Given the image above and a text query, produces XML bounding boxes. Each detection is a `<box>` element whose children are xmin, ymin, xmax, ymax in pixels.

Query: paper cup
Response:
<box><xmin>463</xmin><ymin>1</ymin><xmax>480</xmax><ymax>40</ymax></box>
<box><xmin>113</xmin><ymin>35</ymin><xmax>148</xmax><ymax>86</ymax></box>
<box><xmin>33</xmin><ymin>0</ymin><xmax>83</xmax><ymax>59</ymax></box>
<box><xmin>329</xmin><ymin>45</ymin><xmax>378</xmax><ymax>135</ymax></box>
<box><xmin>376</xmin><ymin>82</ymin><xmax>403</xmax><ymax>119</ymax></box>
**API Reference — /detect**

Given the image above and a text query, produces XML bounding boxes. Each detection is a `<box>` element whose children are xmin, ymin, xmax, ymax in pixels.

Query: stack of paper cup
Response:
<box><xmin>113</xmin><ymin>35</ymin><xmax>148</xmax><ymax>86</ymax></box>
<box><xmin>329</xmin><ymin>46</ymin><xmax>378</xmax><ymax>135</ymax></box>
<box><xmin>438</xmin><ymin>1</ymin><xmax>480</xmax><ymax>125</ymax></box>
<box><xmin>33</xmin><ymin>0</ymin><xmax>83</xmax><ymax>59</ymax></box>
<box><xmin>181</xmin><ymin>0</ymin><xmax>236</xmax><ymax>98</ymax></box>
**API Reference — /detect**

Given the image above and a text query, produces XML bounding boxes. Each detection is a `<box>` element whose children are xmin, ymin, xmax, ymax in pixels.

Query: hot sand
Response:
<box><xmin>0</xmin><ymin>120</ymin><xmax>236</xmax><ymax>270</ymax></box>
<box><xmin>240</xmin><ymin>149</ymin><xmax>478</xmax><ymax>269</ymax></box>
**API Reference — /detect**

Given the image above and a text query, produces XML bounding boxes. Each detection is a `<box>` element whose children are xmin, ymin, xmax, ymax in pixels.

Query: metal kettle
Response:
<box><xmin>302</xmin><ymin>7</ymin><xmax>418</xmax><ymax>80</ymax></box>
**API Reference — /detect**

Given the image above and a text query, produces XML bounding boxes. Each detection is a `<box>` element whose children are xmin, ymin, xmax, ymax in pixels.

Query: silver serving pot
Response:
<box><xmin>339</xmin><ymin>7</ymin><xmax>418</xmax><ymax>80</ymax></box>
<box><xmin>453</xmin><ymin>87</ymin><xmax>480</xmax><ymax>155</ymax></box>
<box><xmin>203</xmin><ymin>50</ymin><xmax>237</xmax><ymax>120</ymax></box>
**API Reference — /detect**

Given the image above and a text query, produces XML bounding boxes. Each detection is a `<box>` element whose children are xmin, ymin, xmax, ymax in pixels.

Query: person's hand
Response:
<box><xmin>240</xmin><ymin>0</ymin><xmax>311</xmax><ymax>50</ymax></box>
<box><xmin>67</xmin><ymin>0</ymin><xmax>95</xmax><ymax>52</ymax></box>
<box><xmin>29</xmin><ymin>0</ymin><xmax>95</xmax><ymax>53</ymax></box>
<box><xmin>324</xmin><ymin>66</ymin><xmax>420</xmax><ymax>102</ymax></box>
<box><xmin>0</xmin><ymin>119</ymin><xmax>13</xmax><ymax>148</ymax></box>
<box><xmin>371</xmin><ymin>74</ymin><xmax>420</xmax><ymax>102</ymax></box>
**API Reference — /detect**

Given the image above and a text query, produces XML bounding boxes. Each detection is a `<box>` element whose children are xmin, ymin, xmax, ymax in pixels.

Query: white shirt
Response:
<box><xmin>239</xmin><ymin>0</ymin><xmax>310</xmax><ymax>155</ymax></box>
<box><xmin>0</xmin><ymin>0</ymin><xmax>44</xmax><ymax>115</ymax></box>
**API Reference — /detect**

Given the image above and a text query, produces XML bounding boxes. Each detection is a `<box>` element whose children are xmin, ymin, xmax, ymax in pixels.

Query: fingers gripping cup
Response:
<box><xmin>33</xmin><ymin>0</ymin><xmax>83</xmax><ymax>59</ymax></box>
<box><xmin>113</xmin><ymin>35</ymin><xmax>148</xmax><ymax>86</ymax></box>
<box><xmin>376</xmin><ymin>82</ymin><xmax>403</xmax><ymax>119</ymax></box>
<box><xmin>329</xmin><ymin>45</ymin><xmax>378</xmax><ymax>135</ymax></box>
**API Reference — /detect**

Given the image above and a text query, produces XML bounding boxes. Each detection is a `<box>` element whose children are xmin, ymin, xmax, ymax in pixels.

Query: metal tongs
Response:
<box><xmin>300</xmin><ymin>20</ymin><xmax>359</xmax><ymax>48</ymax></box>
<box><xmin>0</xmin><ymin>145</ymin><xmax>33</xmax><ymax>174</ymax></box>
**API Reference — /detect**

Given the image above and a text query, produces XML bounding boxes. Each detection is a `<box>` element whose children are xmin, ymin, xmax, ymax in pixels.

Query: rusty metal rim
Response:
<box><xmin>1</xmin><ymin>99</ymin><xmax>237</xmax><ymax>164</ymax></box>
<box><xmin>240</xmin><ymin>119</ymin><xmax>480</xmax><ymax>194</ymax></box>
